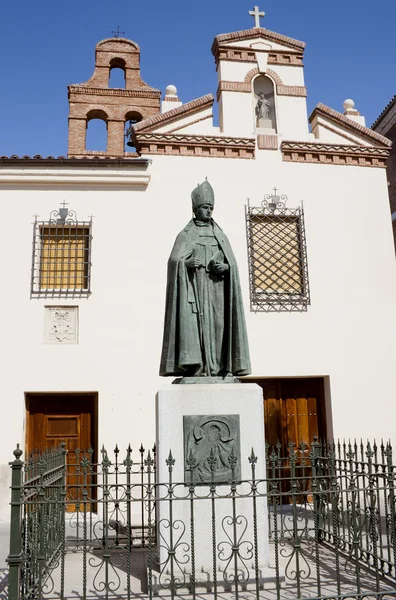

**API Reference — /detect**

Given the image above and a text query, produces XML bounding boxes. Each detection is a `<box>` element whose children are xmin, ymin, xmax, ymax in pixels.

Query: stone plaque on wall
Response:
<box><xmin>183</xmin><ymin>414</ymin><xmax>241</xmax><ymax>484</ymax></box>
<box><xmin>44</xmin><ymin>306</ymin><xmax>78</xmax><ymax>344</ymax></box>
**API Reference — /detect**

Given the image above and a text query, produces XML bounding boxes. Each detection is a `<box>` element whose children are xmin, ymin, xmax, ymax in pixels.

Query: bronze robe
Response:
<box><xmin>159</xmin><ymin>219</ymin><xmax>251</xmax><ymax>377</ymax></box>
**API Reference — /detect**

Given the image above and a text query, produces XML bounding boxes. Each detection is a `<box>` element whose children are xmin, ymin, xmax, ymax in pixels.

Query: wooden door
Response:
<box><xmin>26</xmin><ymin>394</ymin><xmax>96</xmax><ymax>511</ymax></box>
<box><xmin>243</xmin><ymin>378</ymin><xmax>327</xmax><ymax>454</ymax></box>
<box><xmin>247</xmin><ymin>378</ymin><xmax>327</xmax><ymax>502</ymax></box>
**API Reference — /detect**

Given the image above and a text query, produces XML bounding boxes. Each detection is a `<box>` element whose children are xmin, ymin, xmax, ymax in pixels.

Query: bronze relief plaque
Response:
<box><xmin>183</xmin><ymin>414</ymin><xmax>241</xmax><ymax>484</ymax></box>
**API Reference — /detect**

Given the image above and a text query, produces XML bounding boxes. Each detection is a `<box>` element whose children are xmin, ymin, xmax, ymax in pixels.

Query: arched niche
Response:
<box><xmin>86</xmin><ymin>109</ymin><xmax>108</xmax><ymax>151</ymax></box>
<box><xmin>125</xmin><ymin>111</ymin><xmax>143</xmax><ymax>152</ymax></box>
<box><xmin>109</xmin><ymin>58</ymin><xmax>126</xmax><ymax>89</ymax></box>
<box><xmin>253</xmin><ymin>75</ymin><xmax>277</xmax><ymax>133</ymax></box>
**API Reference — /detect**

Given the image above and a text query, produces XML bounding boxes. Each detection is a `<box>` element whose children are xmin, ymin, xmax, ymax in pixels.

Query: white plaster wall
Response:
<box><xmin>276</xmin><ymin>96</ymin><xmax>309</xmax><ymax>139</ymax></box>
<box><xmin>313</xmin><ymin>116</ymin><xmax>371</xmax><ymax>146</ymax></box>
<box><xmin>156</xmin><ymin>107</ymin><xmax>213</xmax><ymax>133</ymax></box>
<box><xmin>0</xmin><ymin>150</ymin><xmax>395</xmax><ymax>512</ymax></box>
<box><xmin>271</xmin><ymin>64</ymin><xmax>305</xmax><ymax>87</ymax></box>
<box><xmin>218</xmin><ymin>61</ymin><xmax>253</xmax><ymax>83</ymax></box>
<box><xmin>219</xmin><ymin>92</ymin><xmax>255</xmax><ymax>136</ymax></box>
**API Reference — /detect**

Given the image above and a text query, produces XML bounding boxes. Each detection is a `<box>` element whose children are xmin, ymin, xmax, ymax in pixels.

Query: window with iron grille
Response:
<box><xmin>31</xmin><ymin>206</ymin><xmax>92</xmax><ymax>297</ymax></box>
<box><xmin>246</xmin><ymin>191</ymin><xmax>310</xmax><ymax>312</ymax></box>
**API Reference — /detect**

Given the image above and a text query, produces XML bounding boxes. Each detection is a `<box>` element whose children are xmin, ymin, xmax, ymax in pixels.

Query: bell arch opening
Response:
<box><xmin>86</xmin><ymin>109</ymin><xmax>108</xmax><ymax>152</ymax></box>
<box><xmin>109</xmin><ymin>58</ymin><xmax>126</xmax><ymax>89</ymax></box>
<box><xmin>125</xmin><ymin>111</ymin><xmax>143</xmax><ymax>153</ymax></box>
<box><xmin>253</xmin><ymin>75</ymin><xmax>277</xmax><ymax>133</ymax></box>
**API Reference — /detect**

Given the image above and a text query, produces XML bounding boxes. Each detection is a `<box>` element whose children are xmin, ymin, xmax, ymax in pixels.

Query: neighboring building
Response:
<box><xmin>372</xmin><ymin>95</ymin><xmax>396</xmax><ymax>252</ymax></box>
<box><xmin>0</xmin><ymin>12</ymin><xmax>396</xmax><ymax>517</ymax></box>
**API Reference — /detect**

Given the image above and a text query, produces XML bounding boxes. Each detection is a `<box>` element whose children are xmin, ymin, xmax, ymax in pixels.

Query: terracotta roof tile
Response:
<box><xmin>371</xmin><ymin>95</ymin><xmax>396</xmax><ymax>129</ymax></box>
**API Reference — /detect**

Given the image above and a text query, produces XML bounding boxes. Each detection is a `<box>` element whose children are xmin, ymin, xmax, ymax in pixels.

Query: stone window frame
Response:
<box><xmin>31</xmin><ymin>210</ymin><xmax>93</xmax><ymax>298</ymax></box>
<box><xmin>245</xmin><ymin>202</ymin><xmax>310</xmax><ymax>312</ymax></box>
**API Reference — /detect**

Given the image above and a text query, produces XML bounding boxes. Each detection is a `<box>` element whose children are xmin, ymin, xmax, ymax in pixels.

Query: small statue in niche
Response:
<box><xmin>255</xmin><ymin>92</ymin><xmax>271</xmax><ymax>126</ymax></box>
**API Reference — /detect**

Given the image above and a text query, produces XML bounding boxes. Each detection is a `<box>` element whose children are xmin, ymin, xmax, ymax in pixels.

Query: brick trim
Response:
<box><xmin>215</xmin><ymin>47</ymin><xmax>304</xmax><ymax>67</ymax></box>
<box><xmin>133</xmin><ymin>95</ymin><xmax>214</xmax><ymax>133</ymax></box>
<box><xmin>245</xmin><ymin>67</ymin><xmax>283</xmax><ymax>86</ymax></box>
<box><xmin>277</xmin><ymin>85</ymin><xmax>307</xmax><ymax>97</ymax></box>
<box><xmin>257</xmin><ymin>135</ymin><xmax>278</xmax><ymax>150</ymax></box>
<box><xmin>309</xmin><ymin>103</ymin><xmax>392</xmax><ymax>148</ymax></box>
<box><xmin>216</xmin><ymin>81</ymin><xmax>251</xmax><ymax>101</ymax></box>
<box><xmin>68</xmin><ymin>86</ymin><xmax>161</xmax><ymax>99</ymax></box>
<box><xmin>211</xmin><ymin>28</ymin><xmax>306</xmax><ymax>55</ymax></box>
<box><xmin>239</xmin><ymin>69</ymin><xmax>307</xmax><ymax>98</ymax></box>
<box><xmin>163</xmin><ymin>96</ymin><xmax>180</xmax><ymax>102</ymax></box>
<box><xmin>134</xmin><ymin>133</ymin><xmax>255</xmax><ymax>159</ymax></box>
<box><xmin>281</xmin><ymin>141</ymin><xmax>390</xmax><ymax>168</ymax></box>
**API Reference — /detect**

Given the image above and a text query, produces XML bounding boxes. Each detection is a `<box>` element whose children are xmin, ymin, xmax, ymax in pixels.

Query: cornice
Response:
<box><xmin>68</xmin><ymin>86</ymin><xmax>161</xmax><ymax>99</ymax></box>
<box><xmin>133</xmin><ymin>95</ymin><xmax>214</xmax><ymax>134</ymax></box>
<box><xmin>214</xmin><ymin>47</ymin><xmax>303</xmax><ymax>67</ymax></box>
<box><xmin>309</xmin><ymin>103</ymin><xmax>392</xmax><ymax>148</ymax></box>
<box><xmin>281</xmin><ymin>141</ymin><xmax>389</xmax><ymax>168</ymax></box>
<box><xmin>134</xmin><ymin>133</ymin><xmax>255</xmax><ymax>159</ymax></box>
<box><xmin>0</xmin><ymin>156</ymin><xmax>152</xmax><ymax>184</ymax></box>
<box><xmin>211</xmin><ymin>28</ymin><xmax>306</xmax><ymax>56</ymax></box>
<box><xmin>0</xmin><ymin>155</ymin><xmax>150</xmax><ymax>167</ymax></box>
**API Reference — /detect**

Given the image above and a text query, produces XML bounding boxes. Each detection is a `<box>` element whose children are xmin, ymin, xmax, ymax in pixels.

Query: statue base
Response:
<box><xmin>173</xmin><ymin>375</ymin><xmax>240</xmax><ymax>384</ymax></box>
<box><xmin>155</xmin><ymin>384</ymin><xmax>269</xmax><ymax>577</ymax></box>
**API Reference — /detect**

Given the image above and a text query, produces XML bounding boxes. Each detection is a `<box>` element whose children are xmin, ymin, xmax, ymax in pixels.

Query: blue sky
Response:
<box><xmin>0</xmin><ymin>0</ymin><xmax>394</xmax><ymax>157</ymax></box>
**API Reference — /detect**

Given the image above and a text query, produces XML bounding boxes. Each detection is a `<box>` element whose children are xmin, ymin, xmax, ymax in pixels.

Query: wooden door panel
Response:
<box><xmin>26</xmin><ymin>395</ymin><xmax>96</xmax><ymax>512</ymax></box>
<box><xmin>296</xmin><ymin>396</ymin><xmax>309</xmax><ymax>445</ymax></box>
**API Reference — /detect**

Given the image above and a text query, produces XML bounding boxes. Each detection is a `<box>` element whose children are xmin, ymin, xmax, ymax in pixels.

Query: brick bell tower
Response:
<box><xmin>68</xmin><ymin>37</ymin><xmax>161</xmax><ymax>158</ymax></box>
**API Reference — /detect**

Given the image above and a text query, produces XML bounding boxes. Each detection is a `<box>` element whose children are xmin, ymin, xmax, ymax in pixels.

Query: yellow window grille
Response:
<box><xmin>39</xmin><ymin>226</ymin><xmax>90</xmax><ymax>291</ymax></box>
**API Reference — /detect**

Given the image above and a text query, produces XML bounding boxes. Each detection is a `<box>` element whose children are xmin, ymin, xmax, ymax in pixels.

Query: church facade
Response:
<box><xmin>0</xmin><ymin>11</ymin><xmax>395</xmax><ymax>516</ymax></box>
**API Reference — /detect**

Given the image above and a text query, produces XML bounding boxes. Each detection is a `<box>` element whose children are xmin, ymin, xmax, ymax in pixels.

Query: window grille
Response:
<box><xmin>246</xmin><ymin>191</ymin><xmax>310</xmax><ymax>312</ymax></box>
<box><xmin>31</xmin><ymin>206</ymin><xmax>92</xmax><ymax>297</ymax></box>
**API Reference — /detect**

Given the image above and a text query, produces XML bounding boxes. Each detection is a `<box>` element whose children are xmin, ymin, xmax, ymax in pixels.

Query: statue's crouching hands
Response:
<box><xmin>210</xmin><ymin>262</ymin><xmax>229</xmax><ymax>274</ymax></box>
<box><xmin>185</xmin><ymin>257</ymin><xmax>202</xmax><ymax>269</ymax></box>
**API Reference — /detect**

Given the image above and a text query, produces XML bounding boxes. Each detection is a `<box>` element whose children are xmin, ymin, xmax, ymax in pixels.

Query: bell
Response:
<box><xmin>126</xmin><ymin>135</ymin><xmax>135</xmax><ymax>147</ymax></box>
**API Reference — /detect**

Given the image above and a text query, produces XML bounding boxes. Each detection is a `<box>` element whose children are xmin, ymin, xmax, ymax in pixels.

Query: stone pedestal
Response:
<box><xmin>256</xmin><ymin>122</ymin><xmax>276</xmax><ymax>135</ymax></box>
<box><xmin>155</xmin><ymin>384</ymin><xmax>270</xmax><ymax>591</ymax></box>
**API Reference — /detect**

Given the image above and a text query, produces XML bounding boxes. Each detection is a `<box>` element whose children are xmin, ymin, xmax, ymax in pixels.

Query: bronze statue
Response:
<box><xmin>159</xmin><ymin>179</ymin><xmax>251</xmax><ymax>379</ymax></box>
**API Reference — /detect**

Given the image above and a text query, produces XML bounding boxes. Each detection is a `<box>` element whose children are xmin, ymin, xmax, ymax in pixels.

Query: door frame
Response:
<box><xmin>25</xmin><ymin>392</ymin><xmax>98</xmax><ymax>461</ymax></box>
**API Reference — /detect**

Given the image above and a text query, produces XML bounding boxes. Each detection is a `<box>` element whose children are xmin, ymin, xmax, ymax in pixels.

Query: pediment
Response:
<box><xmin>212</xmin><ymin>28</ymin><xmax>305</xmax><ymax>56</ymax></box>
<box><xmin>309</xmin><ymin>104</ymin><xmax>391</xmax><ymax>148</ymax></box>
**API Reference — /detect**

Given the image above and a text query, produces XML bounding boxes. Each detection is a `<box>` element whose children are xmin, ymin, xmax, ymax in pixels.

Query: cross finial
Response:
<box><xmin>249</xmin><ymin>6</ymin><xmax>265</xmax><ymax>29</ymax></box>
<box><xmin>112</xmin><ymin>26</ymin><xmax>125</xmax><ymax>38</ymax></box>
<box><xmin>60</xmin><ymin>200</ymin><xmax>68</xmax><ymax>210</ymax></box>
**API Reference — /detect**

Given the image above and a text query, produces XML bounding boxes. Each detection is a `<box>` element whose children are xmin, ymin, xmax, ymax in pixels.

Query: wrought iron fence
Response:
<box><xmin>7</xmin><ymin>439</ymin><xmax>396</xmax><ymax>600</ymax></box>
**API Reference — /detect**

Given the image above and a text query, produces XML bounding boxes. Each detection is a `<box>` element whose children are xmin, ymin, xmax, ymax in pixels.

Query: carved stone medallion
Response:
<box><xmin>44</xmin><ymin>306</ymin><xmax>78</xmax><ymax>344</ymax></box>
<box><xmin>183</xmin><ymin>414</ymin><xmax>241</xmax><ymax>484</ymax></box>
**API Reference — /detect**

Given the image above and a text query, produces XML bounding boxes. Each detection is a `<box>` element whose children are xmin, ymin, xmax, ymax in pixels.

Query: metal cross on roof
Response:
<box><xmin>249</xmin><ymin>5</ymin><xmax>265</xmax><ymax>28</ymax></box>
<box><xmin>112</xmin><ymin>26</ymin><xmax>125</xmax><ymax>38</ymax></box>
